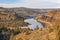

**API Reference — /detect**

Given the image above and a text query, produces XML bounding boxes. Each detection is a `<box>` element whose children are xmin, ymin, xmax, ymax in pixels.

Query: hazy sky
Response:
<box><xmin>0</xmin><ymin>0</ymin><xmax>60</xmax><ymax>8</ymax></box>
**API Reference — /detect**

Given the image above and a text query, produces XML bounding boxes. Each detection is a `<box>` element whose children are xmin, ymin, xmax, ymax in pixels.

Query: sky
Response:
<box><xmin>0</xmin><ymin>0</ymin><xmax>60</xmax><ymax>8</ymax></box>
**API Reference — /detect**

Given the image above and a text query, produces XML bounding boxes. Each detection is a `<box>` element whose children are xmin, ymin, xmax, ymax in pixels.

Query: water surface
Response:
<box><xmin>24</xmin><ymin>18</ymin><xmax>43</xmax><ymax>29</ymax></box>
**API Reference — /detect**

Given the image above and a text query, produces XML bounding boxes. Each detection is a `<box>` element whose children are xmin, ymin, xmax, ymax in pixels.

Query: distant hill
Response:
<box><xmin>0</xmin><ymin>7</ymin><xmax>54</xmax><ymax>18</ymax></box>
<box><xmin>0</xmin><ymin>7</ymin><xmax>60</xmax><ymax>18</ymax></box>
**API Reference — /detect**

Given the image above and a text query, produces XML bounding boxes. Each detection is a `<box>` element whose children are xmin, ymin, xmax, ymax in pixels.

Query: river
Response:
<box><xmin>24</xmin><ymin>18</ymin><xmax>43</xmax><ymax>29</ymax></box>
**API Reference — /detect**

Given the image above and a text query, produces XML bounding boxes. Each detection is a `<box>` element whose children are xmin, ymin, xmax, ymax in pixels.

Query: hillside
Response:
<box><xmin>14</xmin><ymin>10</ymin><xmax>60</xmax><ymax>40</ymax></box>
<box><xmin>0</xmin><ymin>7</ymin><xmax>31</xmax><ymax>40</ymax></box>
<box><xmin>36</xmin><ymin>10</ymin><xmax>60</xmax><ymax>27</ymax></box>
<box><xmin>0</xmin><ymin>8</ymin><xmax>29</xmax><ymax>27</ymax></box>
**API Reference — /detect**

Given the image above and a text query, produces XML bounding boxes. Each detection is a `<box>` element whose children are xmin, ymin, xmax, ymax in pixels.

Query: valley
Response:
<box><xmin>0</xmin><ymin>7</ymin><xmax>60</xmax><ymax>40</ymax></box>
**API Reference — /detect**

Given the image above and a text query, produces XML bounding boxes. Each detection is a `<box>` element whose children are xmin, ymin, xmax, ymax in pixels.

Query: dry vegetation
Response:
<box><xmin>0</xmin><ymin>8</ymin><xmax>29</xmax><ymax>40</ymax></box>
<box><xmin>0</xmin><ymin>7</ymin><xmax>60</xmax><ymax>40</ymax></box>
<box><xmin>14</xmin><ymin>10</ymin><xmax>60</xmax><ymax>40</ymax></box>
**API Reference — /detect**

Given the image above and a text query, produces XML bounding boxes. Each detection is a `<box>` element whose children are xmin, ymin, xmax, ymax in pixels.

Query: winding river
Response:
<box><xmin>24</xmin><ymin>18</ymin><xmax>43</xmax><ymax>29</ymax></box>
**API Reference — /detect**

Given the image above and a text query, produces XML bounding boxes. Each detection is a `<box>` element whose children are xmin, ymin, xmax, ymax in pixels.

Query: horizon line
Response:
<box><xmin>0</xmin><ymin>7</ymin><xmax>60</xmax><ymax>9</ymax></box>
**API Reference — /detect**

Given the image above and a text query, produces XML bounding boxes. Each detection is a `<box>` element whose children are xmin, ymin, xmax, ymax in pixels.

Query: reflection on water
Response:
<box><xmin>24</xmin><ymin>18</ymin><xmax>43</xmax><ymax>29</ymax></box>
